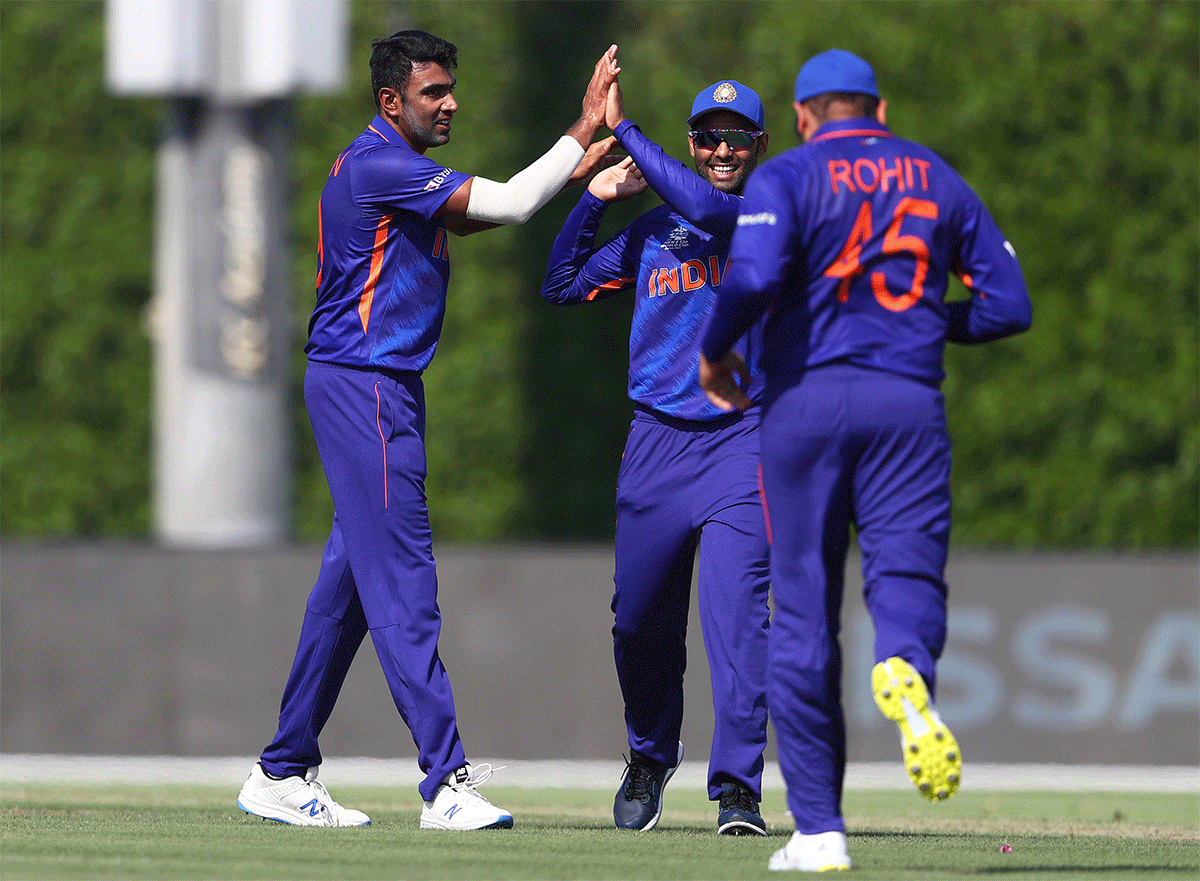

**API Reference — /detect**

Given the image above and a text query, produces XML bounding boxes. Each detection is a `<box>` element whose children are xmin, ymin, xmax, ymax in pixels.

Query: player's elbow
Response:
<box><xmin>1008</xmin><ymin>298</ymin><xmax>1032</xmax><ymax>334</ymax></box>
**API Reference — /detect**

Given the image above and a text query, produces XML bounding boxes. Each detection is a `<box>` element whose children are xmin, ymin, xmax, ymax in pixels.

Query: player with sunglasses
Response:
<box><xmin>540</xmin><ymin>77</ymin><xmax>771</xmax><ymax>835</ymax></box>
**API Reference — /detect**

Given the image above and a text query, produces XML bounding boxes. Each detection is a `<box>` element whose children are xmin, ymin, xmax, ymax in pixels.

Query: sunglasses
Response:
<box><xmin>688</xmin><ymin>129</ymin><xmax>762</xmax><ymax>150</ymax></box>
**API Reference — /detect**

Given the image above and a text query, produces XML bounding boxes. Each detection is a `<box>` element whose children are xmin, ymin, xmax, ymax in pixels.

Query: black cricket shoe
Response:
<box><xmin>716</xmin><ymin>781</ymin><xmax>767</xmax><ymax>835</ymax></box>
<box><xmin>613</xmin><ymin>742</ymin><xmax>683</xmax><ymax>830</ymax></box>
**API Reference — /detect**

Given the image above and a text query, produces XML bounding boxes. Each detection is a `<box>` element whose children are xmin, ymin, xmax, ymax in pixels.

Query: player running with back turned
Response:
<box><xmin>700</xmin><ymin>48</ymin><xmax>1032</xmax><ymax>871</ymax></box>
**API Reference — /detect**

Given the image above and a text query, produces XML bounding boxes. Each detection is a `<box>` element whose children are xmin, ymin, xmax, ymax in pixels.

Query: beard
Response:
<box><xmin>401</xmin><ymin>105</ymin><xmax>451</xmax><ymax>150</ymax></box>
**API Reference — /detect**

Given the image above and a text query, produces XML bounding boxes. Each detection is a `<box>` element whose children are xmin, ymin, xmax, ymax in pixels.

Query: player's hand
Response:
<box><xmin>699</xmin><ymin>351</ymin><xmax>752</xmax><ymax>412</ymax></box>
<box><xmin>606</xmin><ymin>80</ymin><xmax>627</xmax><ymax>131</ymax></box>
<box><xmin>587</xmin><ymin>156</ymin><xmax>647</xmax><ymax>202</ymax></box>
<box><xmin>566</xmin><ymin>135</ymin><xmax>621</xmax><ymax>187</ymax></box>
<box><xmin>580</xmin><ymin>44</ymin><xmax>619</xmax><ymax>131</ymax></box>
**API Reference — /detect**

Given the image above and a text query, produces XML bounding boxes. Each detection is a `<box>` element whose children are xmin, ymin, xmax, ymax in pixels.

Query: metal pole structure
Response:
<box><xmin>150</xmin><ymin>97</ymin><xmax>292</xmax><ymax>546</ymax></box>
<box><xmin>106</xmin><ymin>0</ymin><xmax>346</xmax><ymax>547</ymax></box>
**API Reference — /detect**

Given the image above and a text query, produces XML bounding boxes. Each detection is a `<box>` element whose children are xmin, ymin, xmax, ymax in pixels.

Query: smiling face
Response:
<box><xmin>380</xmin><ymin>61</ymin><xmax>458</xmax><ymax>152</ymax></box>
<box><xmin>688</xmin><ymin>109</ymin><xmax>768</xmax><ymax>195</ymax></box>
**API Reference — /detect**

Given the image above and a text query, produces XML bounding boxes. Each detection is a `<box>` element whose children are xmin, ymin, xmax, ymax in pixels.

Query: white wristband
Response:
<box><xmin>465</xmin><ymin>136</ymin><xmax>585</xmax><ymax>225</ymax></box>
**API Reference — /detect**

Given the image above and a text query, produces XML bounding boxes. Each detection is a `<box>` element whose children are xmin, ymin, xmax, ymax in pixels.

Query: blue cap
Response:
<box><xmin>688</xmin><ymin>80</ymin><xmax>765</xmax><ymax>130</ymax></box>
<box><xmin>793</xmin><ymin>49</ymin><xmax>879</xmax><ymax>104</ymax></box>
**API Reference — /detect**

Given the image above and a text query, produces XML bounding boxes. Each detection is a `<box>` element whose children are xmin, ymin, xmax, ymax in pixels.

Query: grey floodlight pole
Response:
<box><xmin>105</xmin><ymin>0</ymin><xmax>347</xmax><ymax>547</ymax></box>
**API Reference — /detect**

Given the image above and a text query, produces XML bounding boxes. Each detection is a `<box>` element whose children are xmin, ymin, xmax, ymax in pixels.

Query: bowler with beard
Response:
<box><xmin>237</xmin><ymin>29</ymin><xmax>619</xmax><ymax>832</ymax></box>
<box><xmin>540</xmin><ymin>78</ymin><xmax>772</xmax><ymax>835</ymax></box>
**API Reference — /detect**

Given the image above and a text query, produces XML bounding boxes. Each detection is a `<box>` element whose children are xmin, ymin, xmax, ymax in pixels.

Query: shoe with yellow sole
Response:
<box><xmin>871</xmin><ymin>657</ymin><xmax>961</xmax><ymax>801</ymax></box>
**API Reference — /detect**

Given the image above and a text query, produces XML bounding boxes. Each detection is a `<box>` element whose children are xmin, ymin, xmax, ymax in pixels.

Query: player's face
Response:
<box><xmin>688</xmin><ymin>110</ymin><xmax>767</xmax><ymax>195</ymax></box>
<box><xmin>398</xmin><ymin>62</ymin><xmax>458</xmax><ymax>151</ymax></box>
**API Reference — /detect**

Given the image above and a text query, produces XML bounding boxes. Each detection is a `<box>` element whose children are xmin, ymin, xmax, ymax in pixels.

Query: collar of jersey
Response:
<box><xmin>368</xmin><ymin>115</ymin><xmax>394</xmax><ymax>143</ymax></box>
<box><xmin>808</xmin><ymin>117</ymin><xmax>892</xmax><ymax>146</ymax></box>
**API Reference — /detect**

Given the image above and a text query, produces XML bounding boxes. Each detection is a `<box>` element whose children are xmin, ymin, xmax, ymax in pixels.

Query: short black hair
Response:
<box><xmin>369</xmin><ymin>30</ymin><xmax>458</xmax><ymax>110</ymax></box>
<box><xmin>802</xmin><ymin>91</ymin><xmax>879</xmax><ymax>122</ymax></box>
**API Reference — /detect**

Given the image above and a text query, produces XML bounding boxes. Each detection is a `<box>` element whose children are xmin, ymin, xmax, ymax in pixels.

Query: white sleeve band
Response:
<box><xmin>465</xmin><ymin>136</ymin><xmax>585</xmax><ymax>225</ymax></box>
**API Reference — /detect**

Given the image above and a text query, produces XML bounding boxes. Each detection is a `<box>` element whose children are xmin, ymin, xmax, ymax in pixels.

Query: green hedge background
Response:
<box><xmin>2</xmin><ymin>0</ymin><xmax>1196</xmax><ymax>547</ymax></box>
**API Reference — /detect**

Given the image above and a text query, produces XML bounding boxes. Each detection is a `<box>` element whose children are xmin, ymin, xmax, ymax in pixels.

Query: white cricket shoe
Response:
<box><xmin>237</xmin><ymin>762</ymin><xmax>371</xmax><ymax>827</ymax></box>
<box><xmin>420</xmin><ymin>764</ymin><xmax>514</xmax><ymax>830</ymax></box>
<box><xmin>768</xmin><ymin>830</ymin><xmax>852</xmax><ymax>872</ymax></box>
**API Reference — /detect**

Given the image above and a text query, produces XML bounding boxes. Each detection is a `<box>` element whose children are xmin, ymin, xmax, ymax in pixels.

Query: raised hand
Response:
<box><xmin>567</xmin><ymin>135</ymin><xmax>621</xmax><ymax>187</ymax></box>
<box><xmin>587</xmin><ymin>155</ymin><xmax>648</xmax><ymax>202</ymax></box>
<box><xmin>567</xmin><ymin>45</ymin><xmax>620</xmax><ymax>148</ymax></box>
<box><xmin>606</xmin><ymin>79</ymin><xmax>627</xmax><ymax>131</ymax></box>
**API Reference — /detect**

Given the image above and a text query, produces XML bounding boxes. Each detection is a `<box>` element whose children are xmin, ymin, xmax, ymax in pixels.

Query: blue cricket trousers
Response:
<box><xmin>760</xmin><ymin>363</ymin><xmax>951</xmax><ymax>832</ymax></box>
<box><xmin>613</xmin><ymin>406</ymin><xmax>771</xmax><ymax>801</ymax></box>
<box><xmin>260</xmin><ymin>360</ymin><xmax>466</xmax><ymax>801</ymax></box>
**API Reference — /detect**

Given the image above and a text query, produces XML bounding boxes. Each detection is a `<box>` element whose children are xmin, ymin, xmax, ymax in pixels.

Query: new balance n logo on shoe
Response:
<box><xmin>419</xmin><ymin>764</ymin><xmax>514</xmax><ymax>830</ymax></box>
<box><xmin>235</xmin><ymin>763</ymin><xmax>370</xmax><ymax>826</ymax></box>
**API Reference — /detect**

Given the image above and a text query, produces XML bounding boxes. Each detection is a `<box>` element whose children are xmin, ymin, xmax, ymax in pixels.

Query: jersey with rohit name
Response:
<box><xmin>701</xmin><ymin>117</ymin><xmax>1031</xmax><ymax>386</ymax></box>
<box><xmin>305</xmin><ymin>114</ymin><xmax>471</xmax><ymax>372</ymax></box>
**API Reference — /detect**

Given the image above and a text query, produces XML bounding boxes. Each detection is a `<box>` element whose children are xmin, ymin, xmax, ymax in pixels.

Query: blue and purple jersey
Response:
<box><xmin>305</xmin><ymin>115</ymin><xmax>471</xmax><ymax>372</ymax></box>
<box><xmin>541</xmin><ymin>123</ymin><xmax>764</xmax><ymax>422</ymax></box>
<box><xmin>701</xmin><ymin>118</ymin><xmax>1031</xmax><ymax>385</ymax></box>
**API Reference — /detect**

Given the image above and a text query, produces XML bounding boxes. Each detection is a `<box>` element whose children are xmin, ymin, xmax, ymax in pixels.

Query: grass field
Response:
<box><xmin>2</xmin><ymin>779</ymin><xmax>1197</xmax><ymax>880</ymax></box>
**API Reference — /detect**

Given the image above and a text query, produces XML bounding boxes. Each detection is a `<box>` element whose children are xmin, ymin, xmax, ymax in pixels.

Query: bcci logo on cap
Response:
<box><xmin>712</xmin><ymin>82</ymin><xmax>737</xmax><ymax>104</ymax></box>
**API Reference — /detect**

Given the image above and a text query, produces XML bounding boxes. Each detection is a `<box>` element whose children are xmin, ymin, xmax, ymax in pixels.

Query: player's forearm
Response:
<box><xmin>702</xmin><ymin>250</ymin><xmax>773</xmax><ymax>362</ymax></box>
<box><xmin>615</xmin><ymin>121</ymin><xmax>739</xmax><ymax>239</ymax></box>
<box><xmin>465</xmin><ymin>136</ymin><xmax>586</xmax><ymax>225</ymax></box>
<box><xmin>946</xmin><ymin>258</ymin><xmax>1032</xmax><ymax>344</ymax></box>
<box><xmin>564</xmin><ymin>112</ymin><xmax>608</xmax><ymax>153</ymax></box>
<box><xmin>540</xmin><ymin>191</ymin><xmax>608</xmax><ymax>305</ymax></box>
<box><xmin>946</xmin><ymin>287</ymin><xmax>1032</xmax><ymax>344</ymax></box>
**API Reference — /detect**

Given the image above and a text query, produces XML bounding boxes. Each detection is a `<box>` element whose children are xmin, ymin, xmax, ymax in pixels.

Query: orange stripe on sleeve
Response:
<box><xmin>585</xmin><ymin>277</ymin><xmax>634</xmax><ymax>301</ymax></box>
<box><xmin>359</xmin><ymin>214</ymin><xmax>394</xmax><ymax>333</ymax></box>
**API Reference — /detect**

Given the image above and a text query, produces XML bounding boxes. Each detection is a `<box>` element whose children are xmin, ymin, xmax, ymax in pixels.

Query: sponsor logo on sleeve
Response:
<box><xmin>424</xmin><ymin>168</ymin><xmax>455</xmax><ymax>192</ymax></box>
<box><xmin>737</xmin><ymin>212</ymin><xmax>777</xmax><ymax>226</ymax></box>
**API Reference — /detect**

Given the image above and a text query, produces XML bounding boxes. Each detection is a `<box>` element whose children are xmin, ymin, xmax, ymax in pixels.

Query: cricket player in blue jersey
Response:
<box><xmin>237</xmin><ymin>30</ymin><xmax>619</xmax><ymax>831</ymax></box>
<box><xmin>700</xmin><ymin>49</ymin><xmax>1032</xmax><ymax>871</ymax></box>
<box><xmin>541</xmin><ymin>78</ymin><xmax>772</xmax><ymax>834</ymax></box>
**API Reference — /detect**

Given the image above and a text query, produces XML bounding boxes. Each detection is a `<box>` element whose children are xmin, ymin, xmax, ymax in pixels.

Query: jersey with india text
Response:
<box><xmin>541</xmin><ymin>190</ymin><xmax>763</xmax><ymax>422</ymax></box>
<box><xmin>306</xmin><ymin>114</ymin><xmax>471</xmax><ymax>372</ymax></box>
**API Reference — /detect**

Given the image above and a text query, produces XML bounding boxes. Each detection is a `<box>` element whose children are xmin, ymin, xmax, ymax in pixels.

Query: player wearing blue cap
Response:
<box><xmin>700</xmin><ymin>48</ymin><xmax>1032</xmax><ymax>871</ymax></box>
<box><xmin>541</xmin><ymin>77</ymin><xmax>772</xmax><ymax>834</ymax></box>
<box><xmin>237</xmin><ymin>30</ymin><xmax>619</xmax><ymax>831</ymax></box>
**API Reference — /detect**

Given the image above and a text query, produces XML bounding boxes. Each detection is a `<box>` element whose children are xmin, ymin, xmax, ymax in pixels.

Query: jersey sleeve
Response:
<box><xmin>945</xmin><ymin>184</ymin><xmax>1032</xmax><ymax>343</ymax></box>
<box><xmin>615</xmin><ymin>120</ymin><xmax>741</xmax><ymax>240</ymax></box>
<box><xmin>701</xmin><ymin>162</ymin><xmax>794</xmax><ymax>360</ymax></box>
<box><xmin>540</xmin><ymin>190</ymin><xmax>636</xmax><ymax>305</ymax></box>
<box><xmin>352</xmin><ymin>143</ymin><xmax>470</xmax><ymax>220</ymax></box>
